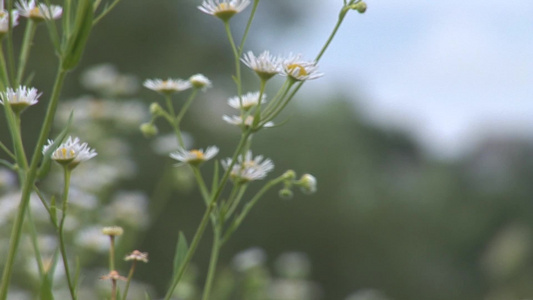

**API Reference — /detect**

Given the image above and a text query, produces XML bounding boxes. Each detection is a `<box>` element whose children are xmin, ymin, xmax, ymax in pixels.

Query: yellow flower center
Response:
<box><xmin>217</xmin><ymin>3</ymin><xmax>233</xmax><ymax>11</ymax></box>
<box><xmin>29</xmin><ymin>7</ymin><xmax>42</xmax><ymax>18</ymax></box>
<box><xmin>60</xmin><ymin>148</ymin><xmax>76</xmax><ymax>159</ymax></box>
<box><xmin>190</xmin><ymin>149</ymin><xmax>205</xmax><ymax>160</ymax></box>
<box><xmin>287</xmin><ymin>63</ymin><xmax>308</xmax><ymax>77</ymax></box>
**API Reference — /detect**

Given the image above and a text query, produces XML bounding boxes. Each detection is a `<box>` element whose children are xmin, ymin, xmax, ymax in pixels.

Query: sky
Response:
<box><xmin>256</xmin><ymin>0</ymin><xmax>533</xmax><ymax>159</ymax></box>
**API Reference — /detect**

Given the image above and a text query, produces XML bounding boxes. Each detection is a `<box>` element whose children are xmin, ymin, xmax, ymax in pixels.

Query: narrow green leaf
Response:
<box><xmin>144</xmin><ymin>291</ymin><xmax>153</xmax><ymax>300</ymax></box>
<box><xmin>50</xmin><ymin>195</ymin><xmax>57</xmax><ymax>226</ymax></box>
<box><xmin>0</xmin><ymin>159</ymin><xmax>14</xmax><ymax>169</ymax></box>
<box><xmin>61</xmin><ymin>0</ymin><xmax>94</xmax><ymax>70</ymax></box>
<box><xmin>37</xmin><ymin>111</ymin><xmax>74</xmax><ymax>180</ymax></box>
<box><xmin>172</xmin><ymin>232</ymin><xmax>189</xmax><ymax>278</ymax></box>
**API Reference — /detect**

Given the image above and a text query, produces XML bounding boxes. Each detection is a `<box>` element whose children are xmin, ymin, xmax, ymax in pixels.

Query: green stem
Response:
<box><xmin>0</xmin><ymin>67</ymin><xmax>67</xmax><ymax>300</ymax></box>
<box><xmin>164</xmin><ymin>130</ymin><xmax>251</xmax><ymax>300</ymax></box>
<box><xmin>238</xmin><ymin>0</ymin><xmax>260</xmax><ymax>56</ymax></box>
<box><xmin>176</xmin><ymin>88</ymin><xmax>198</xmax><ymax>125</ymax></box>
<box><xmin>93</xmin><ymin>0</ymin><xmax>123</xmax><ymax>25</ymax></box>
<box><xmin>222</xmin><ymin>174</ymin><xmax>286</xmax><ymax>245</ymax></box>
<box><xmin>5</xmin><ymin>0</ymin><xmax>15</xmax><ymax>84</ymax></box>
<box><xmin>0</xmin><ymin>140</ymin><xmax>15</xmax><ymax>160</ymax></box>
<box><xmin>192</xmin><ymin>166</ymin><xmax>210</xmax><ymax>206</ymax></box>
<box><xmin>224</xmin><ymin>21</ymin><xmax>242</xmax><ymax>97</ymax></box>
<box><xmin>224</xmin><ymin>185</ymin><xmax>247</xmax><ymax>221</ymax></box>
<box><xmin>109</xmin><ymin>236</ymin><xmax>116</xmax><ymax>271</ymax></box>
<box><xmin>201</xmin><ymin>227</ymin><xmax>221</xmax><ymax>300</ymax></box>
<box><xmin>122</xmin><ymin>261</ymin><xmax>137</xmax><ymax>300</ymax></box>
<box><xmin>58</xmin><ymin>167</ymin><xmax>77</xmax><ymax>300</ymax></box>
<box><xmin>16</xmin><ymin>20</ymin><xmax>37</xmax><ymax>86</ymax></box>
<box><xmin>0</xmin><ymin>45</ymin><xmax>11</xmax><ymax>88</ymax></box>
<box><xmin>26</xmin><ymin>208</ymin><xmax>45</xmax><ymax>278</ymax></box>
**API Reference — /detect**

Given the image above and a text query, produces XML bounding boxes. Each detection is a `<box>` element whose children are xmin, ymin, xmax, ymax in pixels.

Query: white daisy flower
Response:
<box><xmin>43</xmin><ymin>136</ymin><xmax>97</xmax><ymax>167</ymax></box>
<box><xmin>189</xmin><ymin>74</ymin><xmax>212</xmax><ymax>91</ymax></box>
<box><xmin>0</xmin><ymin>86</ymin><xmax>41</xmax><ymax>113</ymax></box>
<box><xmin>143</xmin><ymin>78</ymin><xmax>192</xmax><ymax>94</ymax></box>
<box><xmin>222</xmin><ymin>151</ymin><xmax>274</xmax><ymax>182</ymax></box>
<box><xmin>281</xmin><ymin>54</ymin><xmax>323</xmax><ymax>81</ymax></box>
<box><xmin>170</xmin><ymin>146</ymin><xmax>219</xmax><ymax>166</ymax></box>
<box><xmin>222</xmin><ymin>115</ymin><xmax>274</xmax><ymax>129</ymax></box>
<box><xmin>241</xmin><ymin>51</ymin><xmax>281</xmax><ymax>80</ymax></box>
<box><xmin>198</xmin><ymin>0</ymin><xmax>251</xmax><ymax>21</ymax></box>
<box><xmin>227</xmin><ymin>91</ymin><xmax>266</xmax><ymax>111</ymax></box>
<box><xmin>0</xmin><ymin>10</ymin><xmax>19</xmax><ymax>34</ymax></box>
<box><xmin>16</xmin><ymin>0</ymin><xmax>62</xmax><ymax>21</ymax></box>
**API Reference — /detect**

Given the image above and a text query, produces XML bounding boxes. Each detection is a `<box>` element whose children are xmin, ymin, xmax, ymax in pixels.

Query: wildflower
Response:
<box><xmin>222</xmin><ymin>151</ymin><xmax>274</xmax><ymax>182</ymax></box>
<box><xmin>189</xmin><ymin>74</ymin><xmax>212</xmax><ymax>91</ymax></box>
<box><xmin>198</xmin><ymin>0</ymin><xmax>251</xmax><ymax>22</ymax></box>
<box><xmin>0</xmin><ymin>10</ymin><xmax>19</xmax><ymax>35</ymax></box>
<box><xmin>42</xmin><ymin>136</ymin><xmax>97</xmax><ymax>168</ymax></box>
<box><xmin>102</xmin><ymin>226</ymin><xmax>124</xmax><ymax>237</ymax></box>
<box><xmin>170</xmin><ymin>146</ymin><xmax>219</xmax><ymax>166</ymax></box>
<box><xmin>241</xmin><ymin>51</ymin><xmax>281</xmax><ymax>81</ymax></box>
<box><xmin>281</xmin><ymin>54</ymin><xmax>323</xmax><ymax>81</ymax></box>
<box><xmin>100</xmin><ymin>270</ymin><xmax>127</xmax><ymax>281</ymax></box>
<box><xmin>16</xmin><ymin>0</ymin><xmax>62</xmax><ymax>21</ymax></box>
<box><xmin>222</xmin><ymin>115</ymin><xmax>273</xmax><ymax>129</ymax></box>
<box><xmin>227</xmin><ymin>91</ymin><xmax>266</xmax><ymax>111</ymax></box>
<box><xmin>298</xmin><ymin>174</ymin><xmax>317</xmax><ymax>194</ymax></box>
<box><xmin>0</xmin><ymin>86</ymin><xmax>41</xmax><ymax>113</ymax></box>
<box><xmin>143</xmin><ymin>78</ymin><xmax>192</xmax><ymax>94</ymax></box>
<box><xmin>125</xmin><ymin>250</ymin><xmax>149</xmax><ymax>263</ymax></box>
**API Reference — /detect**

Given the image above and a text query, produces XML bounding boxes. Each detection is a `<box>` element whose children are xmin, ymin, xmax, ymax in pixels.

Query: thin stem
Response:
<box><xmin>93</xmin><ymin>0</ymin><xmax>123</xmax><ymax>25</ymax></box>
<box><xmin>0</xmin><ymin>67</ymin><xmax>67</xmax><ymax>300</ymax></box>
<box><xmin>201</xmin><ymin>227</ymin><xmax>221</xmax><ymax>300</ymax></box>
<box><xmin>192</xmin><ymin>166</ymin><xmax>210</xmax><ymax>205</ymax></box>
<box><xmin>58</xmin><ymin>167</ymin><xmax>77</xmax><ymax>300</ymax></box>
<box><xmin>122</xmin><ymin>262</ymin><xmax>137</xmax><ymax>300</ymax></box>
<box><xmin>224</xmin><ymin>21</ymin><xmax>242</xmax><ymax>97</ymax></box>
<box><xmin>222</xmin><ymin>174</ymin><xmax>286</xmax><ymax>245</ymax></box>
<box><xmin>224</xmin><ymin>184</ymin><xmax>247</xmax><ymax>220</ymax></box>
<box><xmin>164</xmin><ymin>93</ymin><xmax>185</xmax><ymax>147</ymax></box>
<box><xmin>109</xmin><ymin>236</ymin><xmax>116</xmax><ymax>271</ymax></box>
<box><xmin>16</xmin><ymin>20</ymin><xmax>37</xmax><ymax>86</ymax></box>
<box><xmin>176</xmin><ymin>88</ymin><xmax>198</xmax><ymax>125</ymax></box>
<box><xmin>0</xmin><ymin>45</ymin><xmax>10</xmax><ymax>88</ymax></box>
<box><xmin>5</xmin><ymin>0</ymin><xmax>15</xmax><ymax>84</ymax></box>
<box><xmin>238</xmin><ymin>0</ymin><xmax>259</xmax><ymax>56</ymax></box>
<box><xmin>26</xmin><ymin>208</ymin><xmax>45</xmax><ymax>278</ymax></box>
<box><xmin>0</xmin><ymin>140</ymin><xmax>15</xmax><ymax>160</ymax></box>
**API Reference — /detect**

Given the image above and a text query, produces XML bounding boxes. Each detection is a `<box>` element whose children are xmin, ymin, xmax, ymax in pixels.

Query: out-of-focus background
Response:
<box><xmin>1</xmin><ymin>0</ymin><xmax>533</xmax><ymax>299</ymax></box>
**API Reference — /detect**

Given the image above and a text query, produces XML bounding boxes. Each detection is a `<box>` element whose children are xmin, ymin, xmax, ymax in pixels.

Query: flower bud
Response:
<box><xmin>279</xmin><ymin>188</ymin><xmax>293</xmax><ymax>200</ymax></box>
<box><xmin>282</xmin><ymin>170</ymin><xmax>296</xmax><ymax>181</ymax></box>
<box><xmin>140</xmin><ymin>122</ymin><xmax>158</xmax><ymax>138</ymax></box>
<box><xmin>350</xmin><ymin>1</ymin><xmax>367</xmax><ymax>13</ymax></box>
<box><xmin>149</xmin><ymin>102</ymin><xmax>164</xmax><ymax>116</ymax></box>
<box><xmin>102</xmin><ymin>226</ymin><xmax>124</xmax><ymax>237</ymax></box>
<box><xmin>299</xmin><ymin>174</ymin><xmax>317</xmax><ymax>194</ymax></box>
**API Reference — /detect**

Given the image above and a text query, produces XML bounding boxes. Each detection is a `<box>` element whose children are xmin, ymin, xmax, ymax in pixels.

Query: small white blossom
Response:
<box><xmin>222</xmin><ymin>115</ymin><xmax>274</xmax><ymax>129</ymax></box>
<box><xmin>0</xmin><ymin>10</ymin><xmax>19</xmax><ymax>34</ymax></box>
<box><xmin>222</xmin><ymin>151</ymin><xmax>274</xmax><ymax>182</ymax></box>
<box><xmin>198</xmin><ymin>0</ymin><xmax>251</xmax><ymax>21</ymax></box>
<box><xmin>43</xmin><ymin>136</ymin><xmax>97</xmax><ymax>166</ymax></box>
<box><xmin>281</xmin><ymin>54</ymin><xmax>323</xmax><ymax>81</ymax></box>
<box><xmin>125</xmin><ymin>250</ymin><xmax>149</xmax><ymax>263</ymax></box>
<box><xmin>143</xmin><ymin>78</ymin><xmax>192</xmax><ymax>94</ymax></box>
<box><xmin>241</xmin><ymin>51</ymin><xmax>281</xmax><ymax>80</ymax></box>
<box><xmin>17</xmin><ymin>0</ymin><xmax>62</xmax><ymax>21</ymax></box>
<box><xmin>227</xmin><ymin>91</ymin><xmax>266</xmax><ymax>111</ymax></box>
<box><xmin>299</xmin><ymin>174</ymin><xmax>317</xmax><ymax>194</ymax></box>
<box><xmin>170</xmin><ymin>146</ymin><xmax>219</xmax><ymax>166</ymax></box>
<box><xmin>0</xmin><ymin>86</ymin><xmax>41</xmax><ymax>113</ymax></box>
<box><xmin>189</xmin><ymin>74</ymin><xmax>212</xmax><ymax>91</ymax></box>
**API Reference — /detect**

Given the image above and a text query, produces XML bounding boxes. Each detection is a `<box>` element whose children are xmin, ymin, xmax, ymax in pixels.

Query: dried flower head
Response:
<box><xmin>125</xmin><ymin>250</ymin><xmax>149</xmax><ymax>263</ymax></box>
<box><xmin>189</xmin><ymin>74</ymin><xmax>212</xmax><ymax>91</ymax></box>
<box><xmin>170</xmin><ymin>146</ymin><xmax>219</xmax><ymax>166</ymax></box>
<box><xmin>0</xmin><ymin>86</ymin><xmax>41</xmax><ymax>113</ymax></box>
<box><xmin>241</xmin><ymin>51</ymin><xmax>281</xmax><ymax>81</ymax></box>
<box><xmin>16</xmin><ymin>0</ymin><xmax>62</xmax><ymax>21</ymax></box>
<box><xmin>198</xmin><ymin>0</ymin><xmax>251</xmax><ymax>21</ymax></box>
<box><xmin>222</xmin><ymin>151</ymin><xmax>274</xmax><ymax>182</ymax></box>
<box><xmin>102</xmin><ymin>226</ymin><xmax>124</xmax><ymax>237</ymax></box>
<box><xmin>100</xmin><ymin>270</ymin><xmax>127</xmax><ymax>281</ymax></box>
<box><xmin>143</xmin><ymin>78</ymin><xmax>192</xmax><ymax>94</ymax></box>
<box><xmin>227</xmin><ymin>91</ymin><xmax>266</xmax><ymax>111</ymax></box>
<box><xmin>42</xmin><ymin>136</ymin><xmax>97</xmax><ymax>167</ymax></box>
<box><xmin>281</xmin><ymin>54</ymin><xmax>323</xmax><ymax>81</ymax></box>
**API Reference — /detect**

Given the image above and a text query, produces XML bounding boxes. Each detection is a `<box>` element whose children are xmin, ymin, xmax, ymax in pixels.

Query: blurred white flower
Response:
<box><xmin>105</xmin><ymin>191</ymin><xmax>149</xmax><ymax>228</ymax></box>
<box><xmin>281</xmin><ymin>54</ymin><xmax>323</xmax><ymax>81</ymax></box>
<box><xmin>189</xmin><ymin>74</ymin><xmax>212</xmax><ymax>91</ymax></box>
<box><xmin>232</xmin><ymin>247</ymin><xmax>266</xmax><ymax>272</ymax></box>
<box><xmin>222</xmin><ymin>151</ymin><xmax>274</xmax><ymax>182</ymax></box>
<box><xmin>228</xmin><ymin>91</ymin><xmax>266</xmax><ymax>111</ymax></box>
<box><xmin>81</xmin><ymin>64</ymin><xmax>139</xmax><ymax>96</ymax></box>
<box><xmin>242</xmin><ymin>51</ymin><xmax>281</xmax><ymax>80</ymax></box>
<box><xmin>0</xmin><ymin>10</ymin><xmax>19</xmax><ymax>33</ymax></box>
<box><xmin>198</xmin><ymin>0</ymin><xmax>251</xmax><ymax>21</ymax></box>
<box><xmin>170</xmin><ymin>146</ymin><xmax>219</xmax><ymax>166</ymax></box>
<box><xmin>143</xmin><ymin>78</ymin><xmax>192</xmax><ymax>94</ymax></box>
<box><xmin>0</xmin><ymin>86</ymin><xmax>41</xmax><ymax>113</ymax></box>
<box><xmin>222</xmin><ymin>114</ymin><xmax>274</xmax><ymax>129</ymax></box>
<box><xmin>43</xmin><ymin>136</ymin><xmax>97</xmax><ymax>167</ymax></box>
<box><xmin>150</xmin><ymin>132</ymin><xmax>193</xmax><ymax>155</ymax></box>
<box><xmin>275</xmin><ymin>252</ymin><xmax>311</xmax><ymax>279</ymax></box>
<box><xmin>17</xmin><ymin>0</ymin><xmax>62</xmax><ymax>21</ymax></box>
